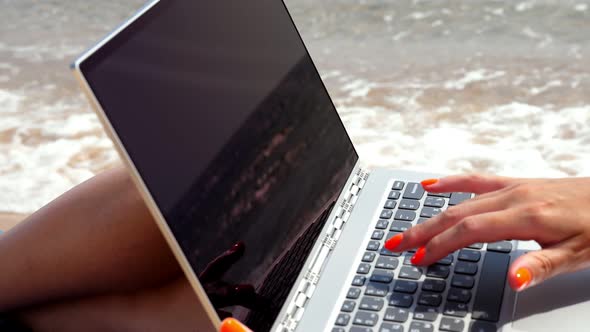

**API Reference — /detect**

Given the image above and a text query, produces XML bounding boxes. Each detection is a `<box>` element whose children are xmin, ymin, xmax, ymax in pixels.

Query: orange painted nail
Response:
<box><xmin>411</xmin><ymin>246</ymin><xmax>426</xmax><ymax>265</ymax></box>
<box><xmin>421</xmin><ymin>178</ymin><xmax>439</xmax><ymax>187</ymax></box>
<box><xmin>512</xmin><ymin>267</ymin><xmax>532</xmax><ymax>291</ymax></box>
<box><xmin>384</xmin><ymin>233</ymin><xmax>404</xmax><ymax>251</ymax></box>
<box><xmin>220</xmin><ymin>318</ymin><xmax>252</xmax><ymax>332</ymax></box>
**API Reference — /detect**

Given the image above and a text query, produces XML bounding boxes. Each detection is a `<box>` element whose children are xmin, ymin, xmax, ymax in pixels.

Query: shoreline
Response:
<box><xmin>0</xmin><ymin>213</ymin><xmax>27</xmax><ymax>231</ymax></box>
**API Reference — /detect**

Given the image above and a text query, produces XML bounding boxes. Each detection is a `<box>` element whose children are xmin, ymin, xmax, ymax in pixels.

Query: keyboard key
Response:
<box><xmin>362</xmin><ymin>251</ymin><xmax>377</xmax><ymax>263</ymax></box>
<box><xmin>451</xmin><ymin>275</ymin><xmax>475</xmax><ymax>289</ymax></box>
<box><xmin>384</xmin><ymin>307</ymin><xmax>409</xmax><ymax>323</ymax></box>
<box><xmin>380</xmin><ymin>210</ymin><xmax>394</xmax><ymax>219</ymax></box>
<box><xmin>350</xmin><ymin>328</ymin><xmax>373</xmax><ymax>332</ymax></box>
<box><xmin>390</xmin><ymin>221</ymin><xmax>412</xmax><ymax>232</ymax></box>
<box><xmin>413</xmin><ymin>306</ymin><xmax>439</xmax><ymax>321</ymax></box>
<box><xmin>384</xmin><ymin>199</ymin><xmax>397</xmax><ymax>209</ymax></box>
<box><xmin>409</xmin><ymin>321</ymin><xmax>434</xmax><ymax>332</ymax></box>
<box><xmin>392</xmin><ymin>181</ymin><xmax>405</xmax><ymax>190</ymax></box>
<box><xmin>352</xmin><ymin>275</ymin><xmax>367</xmax><ymax>286</ymax></box>
<box><xmin>426</xmin><ymin>264</ymin><xmax>450</xmax><ymax>279</ymax></box>
<box><xmin>389</xmin><ymin>292</ymin><xmax>413</xmax><ymax>307</ymax></box>
<box><xmin>487</xmin><ymin>241</ymin><xmax>512</xmax><ymax>253</ymax></box>
<box><xmin>417</xmin><ymin>217</ymin><xmax>429</xmax><ymax>225</ymax></box>
<box><xmin>394</xmin><ymin>210</ymin><xmax>416</xmax><ymax>221</ymax></box>
<box><xmin>403</xmin><ymin>182</ymin><xmax>425</xmax><ymax>200</ymax></box>
<box><xmin>403</xmin><ymin>254</ymin><xmax>413</xmax><ymax>266</ymax></box>
<box><xmin>371</xmin><ymin>230</ymin><xmax>385</xmax><ymax>240</ymax></box>
<box><xmin>360</xmin><ymin>296</ymin><xmax>385</xmax><ymax>311</ymax></box>
<box><xmin>367</xmin><ymin>241</ymin><xmax>380</xmax><ymax>251</ymax></box>
<box><xmin>335</xmin><ymin>313</ymin><xmax>350</xmax><ymax>326</ymax></box>
<box><xmin>353</xmin><ymin>311</ymin><xmax>379</xmax><ymax>327</ymax></box>
<box><xmin>393</xmin><ymin>280</ymin><xmax>418</xmax><ymax>294</ymax></box>
<box><xmin>470</xmin><ymin>321</ymin><xmax>497</xmax><ymax>332</ymax></box>
<box><xmin>399</xmin><ymin>199</ymin><xmax>420</xmax><ymax>210</ymax></box>
<box><xmin>366</xmin><ymin>282</ymin><xmax>389</xmax><ymax>297</ymax></box>
<box><xmin>376</xmin><ymin>256</ymin><xmax>399</xmax><ymax>270</ymax></box>
<box><xmin>332</xmin><ymin>328</ymin><xmax>346</xmax><ymax>332</ymax></box>
<box><xmin>358</xmin><ymin>263</ymin><xmax>371</xmax><ymax>274</ymax></box>
<box><xmin>472</xmin><ymin>252</ymin><xmax>510</xmax><ymax>322</ymax></box>
<box><xmin>399</xmin><ymin>266</ymin><xmax>422</xmax><ymax>280</ymax></box>
<box><xmin>427</xmin><ymin>192</ymin><xmax>451</xmax><ymax>198</ymax></box>
<box><xmin>418</xmin><ymin>292</ymin><xmax>442</xmax><ymax>307</ymax></box>
<box><xmin>449</xmin><ymin>192</ymin><xmax>472</xmax><ymax>206</ymax></box>
<box><xmin>420</xmin><ymin>207</ymin><xmax>443</xmax><ymax>218</ymax></box>
<box><xmin>458</xmin><ymin>249</ymin><xmax>481</xmax><ymax>262</ymax></box>
<box><xmin>439</xmin><ymin>317</ymin><xmax>465</xmax><ymax>332</ymax></box>
<box><xmin>437</xmin><ymin>254</ymin><xmax>454</xmax><ymax>265</ymax></box>
<box><xmin>443</xmin><ymin>302</ymin><xmax>468</xmax><ymax>317</ymax></box>
<box><xmin>375</xmin><ymin>219</ymin><xmax>389</xmax><ymax>230</ymax></box>
<box><xmin>388</xmin><ymin>191</ymin><xmax>401</xmax><ymax>200</ymax></box>
<box><xmin>370</xmin><ymin>270</ymin><xmax>394</xmax><ymax>284</ymax></box>
<box><xmin>347</xmin><ymin>287</ymin><xmax>362</xmax><ymax>299</ymax></box>
<box><xmin>447</xmin><ymin>287</ymin><xmax>472</xmax><ymax>303</ymax></box>
<box><xmin>454</xmin><ymin>261</ymin><xmax>478</xmax><ymax>275</ymax></box>
<box><xmin>424</xmin><ymin>196</ymin><xmax>445</xmax><ymax>208</ymax></box>
<box><xmin>380</xmin><ymin>247</ymin><xmax>402</xmax><ymax>257</ymax></box>
<box><xmin>467</xmin><ymin>243</ymin><xmax>484</xmax><ymax>250</ymax></box>
<box><xmin>379</xmin><ymin>322</ymin><xmax>404</xmax><ymax>332</ymax></box>
<box><xmin>341</xmin><ymin>300</ymin><xmax>356</xmax><ymax>312</ymax></box>
<box><xmin>422</xmin><ymin>279</ymin><xmax>446</xmax><ymax>292</ymax></box>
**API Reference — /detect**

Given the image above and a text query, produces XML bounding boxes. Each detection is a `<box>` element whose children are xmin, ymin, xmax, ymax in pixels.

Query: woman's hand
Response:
<box><xmin>384</xmin><ymin>174</ymin><xmax>590</xmax><ymax>292</ymax></box>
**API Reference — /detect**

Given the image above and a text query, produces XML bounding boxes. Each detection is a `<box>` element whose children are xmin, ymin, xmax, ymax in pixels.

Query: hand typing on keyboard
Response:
<box><xmin>385</xmin><ymin>174</ymin><xmax>590</xmax><ymax>292</ymax></box>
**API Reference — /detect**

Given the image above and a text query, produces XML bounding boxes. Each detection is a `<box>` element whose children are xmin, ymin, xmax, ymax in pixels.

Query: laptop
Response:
<box><xmin>71</xmin><ymin>1</ymin><xmax>590</xmax><ymax>331</ymax></box>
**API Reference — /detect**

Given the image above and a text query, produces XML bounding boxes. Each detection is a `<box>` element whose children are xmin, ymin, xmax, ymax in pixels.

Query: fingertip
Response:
<box><xmin>220</xmin><ymin>318</ymin><xmax>252</xmax><ymax>332</ymax></box>
<box><xmin>421</xmin><ymin>178</ymin><xmax>439</xmax><ymax>188</ymax></box>
<box><xmin>509</xmin><ymin>265</ymin><xmax>533</xmax><ymax>292</ymax></box>
<box><xmin>384</xmin><ymin>233</ymin><xmax>404</xmax><ymax>251</ymax></box>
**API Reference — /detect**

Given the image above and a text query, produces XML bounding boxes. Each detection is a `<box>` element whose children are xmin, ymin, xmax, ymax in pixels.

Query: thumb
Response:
<box><xmin>220</xmin><ymin>318</ymin><xmax>253</xmax><ymax>332</ymax></box>
<box><xmin>508</xmin><ymin>246</ymin><xmax>572</xmax><ymax>292</ymax></box>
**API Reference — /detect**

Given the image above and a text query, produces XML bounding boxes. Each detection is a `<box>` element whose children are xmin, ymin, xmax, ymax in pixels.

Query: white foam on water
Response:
<box><xmin>0</xmin><ymin>90</ymin><xmax>22</xmax><ymax>114</ymax></box>
<box><xmin>443</xmin><ymin>69</ymin><xmax>506</xmax><ymax>90</ymax></box>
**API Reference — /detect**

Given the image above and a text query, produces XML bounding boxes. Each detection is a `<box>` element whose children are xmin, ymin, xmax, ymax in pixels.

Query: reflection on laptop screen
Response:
<box><xmin>82</xmin><ymin>0</ymin><xmax>357</xmax><ymax>329</ymax></box>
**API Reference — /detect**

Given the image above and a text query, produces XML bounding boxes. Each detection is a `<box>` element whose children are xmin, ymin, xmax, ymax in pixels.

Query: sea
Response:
<box><xmin>0</xmin><ymin>0</ymin><xmax>589</xmax><ymax>214</ymax></box>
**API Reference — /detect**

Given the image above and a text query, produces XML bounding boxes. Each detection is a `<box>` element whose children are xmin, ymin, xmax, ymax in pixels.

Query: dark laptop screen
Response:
<box><xmin>81</xmin><ymin>0</ymin><xmax>357</xmax><ymax>329</ymax></box>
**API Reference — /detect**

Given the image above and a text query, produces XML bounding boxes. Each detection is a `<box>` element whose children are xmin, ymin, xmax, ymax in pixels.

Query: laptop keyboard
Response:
<box><xmin>332</xmin><ymin>181</ymin><xmax>512</xmax><ymax>332</ymax></box>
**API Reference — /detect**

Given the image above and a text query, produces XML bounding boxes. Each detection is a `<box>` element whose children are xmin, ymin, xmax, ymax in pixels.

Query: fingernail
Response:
<box><xmin>512</xmin><ymin>267</ymin><xmax>532</xmax><ymax>291</ymax></box>
<box><xmin>411</xmin><ymin>246</ymin><xmax>426</xmax><ymax>265</ymax></box>
<box><xmin>421</xmin><ymin>178</ymin><xmax>439</xmax><ymax>187</ymax></box>
<box><xmin>220</xmin><ymin>318</ymin><xmax>252</xmax><ymax>332</ymax></box>
<box><xmin>384</xmin><ymin>233</ymin><xmax>404</xmax><ymax>251</ymax></box>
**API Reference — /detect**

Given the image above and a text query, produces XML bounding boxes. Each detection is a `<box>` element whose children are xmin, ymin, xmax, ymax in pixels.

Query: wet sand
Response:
<box><xmin>0</xmin><ymin>213</ymin><xmax>26</xmax><ymax>231</ymax></box>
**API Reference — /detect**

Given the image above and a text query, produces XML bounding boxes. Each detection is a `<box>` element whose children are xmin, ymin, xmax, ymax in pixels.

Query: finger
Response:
<box><xmin>421</xmin><ymin>174</ymin><xmax>513</xmax><ymax>195</ymax></box>
<box><xmin>220</xmin><ymin>318</ymin><xmax>253</xmax><ymax>332</ymax></box>
<box><xmin>200</xmin><ymin>242</ymin><xmax>246</xmax><ymax>282</ymax></box>
<box><xmin>508</xmin><ymin>245</ymin><xmax>574</xmax><ymax>292</ymax></box>
<box><xmin>409</xmin><ymin>208</ymin><xmax>542</xmax><ymax>266</ymax></box>
<box><xmin>386</xmin><ymin>194</ymin><xmax>511</xmax><ymax>252</ymax></box>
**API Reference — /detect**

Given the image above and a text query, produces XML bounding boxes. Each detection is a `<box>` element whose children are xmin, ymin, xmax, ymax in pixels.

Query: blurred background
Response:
<box><xmin>0</xmin><ymin>0</ymin><xmax>589</xmax><ymax>219</ymax></box>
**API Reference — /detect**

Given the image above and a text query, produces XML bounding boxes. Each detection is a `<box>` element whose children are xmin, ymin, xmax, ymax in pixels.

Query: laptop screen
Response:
<box><xmin>80</xmin><ymin>0</ymin><xmax>357</xmax><ymax>329</ymax></box>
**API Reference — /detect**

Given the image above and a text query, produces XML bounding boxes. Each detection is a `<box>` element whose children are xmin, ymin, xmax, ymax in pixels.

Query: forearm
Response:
<box><xmin>0</xmin><ymin>166</ymin><xmax>181</xmax><ymax>311</ymax></box>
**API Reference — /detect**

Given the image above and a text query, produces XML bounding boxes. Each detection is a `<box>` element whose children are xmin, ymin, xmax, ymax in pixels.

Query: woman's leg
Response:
<box><xmin>0</xmin><ymin>166</ymin><xmax>182</xmax><ymax>311</ymax></box>
<box><xmin>19</xmin><ymin>277</ymin><xmax>204</xmax><ymax>332</ymax></box>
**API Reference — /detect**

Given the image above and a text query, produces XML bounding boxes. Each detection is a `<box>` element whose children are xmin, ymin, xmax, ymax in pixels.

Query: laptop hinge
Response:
<box><xmin>277</xmin><ymin>167</ymin><xmax>369</xmax><ymax>332</ymax></box>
